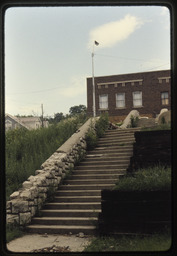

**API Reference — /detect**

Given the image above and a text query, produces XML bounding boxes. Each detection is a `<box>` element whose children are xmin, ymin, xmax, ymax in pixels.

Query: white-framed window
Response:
<box><xmin>133</xmin><ymin>91</ymin><xmax>142</xmax><ymax>107</ymax></box>
<box><xmin>116</xmin><ymin>93</ymin><xmax>125</xmax><ymax>108</ymax></box>
<box><xmin>99</xmin><ymin>94</ymin><xmax>108</xmax><ymax>109</ymax></box>
<box><xmin>161</xmin><ymin>92</ymin><xmax>169</xmax><ymax>105</ymax></box>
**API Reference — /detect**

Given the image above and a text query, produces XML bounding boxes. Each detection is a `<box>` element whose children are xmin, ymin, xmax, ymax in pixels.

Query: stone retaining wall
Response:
<box><xmin>6</xmin><ymin>117</ymin><xmax>98</xmax><ymax>226</ymax></box>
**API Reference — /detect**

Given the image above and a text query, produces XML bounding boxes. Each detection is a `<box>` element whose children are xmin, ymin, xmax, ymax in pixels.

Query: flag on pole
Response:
<box><xmin>94</xmin><ymin>41</ymin><xmax>99</xmax><ymax>46</ymax></box>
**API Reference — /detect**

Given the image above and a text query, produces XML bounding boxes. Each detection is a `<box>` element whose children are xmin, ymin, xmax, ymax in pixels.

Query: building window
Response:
<box><xmin>133</xmin><ymin>91</ymin><xmax>142</xmax><ymax>107</ymax></box>
<box><xmin>161</xmin><ymin>92</ymin><xmax>169</xmax><ymax>105</ymax></box>
<box><xmin>99</xmin><ymin>94</ymin><xmax>108</xmax><ymax>109</ymax></box>
<box><xmin>116</xmin><ymin>93</ymin><xmax>125</xmax><ymax>108</ymax></box>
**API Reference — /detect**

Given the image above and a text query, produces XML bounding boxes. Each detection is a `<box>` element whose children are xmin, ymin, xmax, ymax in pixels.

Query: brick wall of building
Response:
<box><xmin>87</xmin><ymin>70</ymin><xmax>171</xmax><ymax>121</ymax></box>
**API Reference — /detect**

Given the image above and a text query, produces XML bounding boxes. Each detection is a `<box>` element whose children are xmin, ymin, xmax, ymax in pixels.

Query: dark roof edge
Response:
<box><xmin>87</xmin><ymin>69</ymin><xmax>171</xmax><ymax>80</ymax></box>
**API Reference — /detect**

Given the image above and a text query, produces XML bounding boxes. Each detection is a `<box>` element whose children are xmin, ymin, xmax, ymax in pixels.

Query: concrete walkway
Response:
<box><xmin>6</xmin><ymin>233</ymin><xmax>93</xmax><ymax>252</ymax></box>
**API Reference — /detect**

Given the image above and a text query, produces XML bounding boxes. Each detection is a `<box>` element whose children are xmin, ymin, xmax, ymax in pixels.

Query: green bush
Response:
<box><xmin>6</xmin><ymin>116</ymin><xmax>85</xmax><ymax>200</ymax></box>
<box><xmin>85</xmin><ymin>114</ymin><xmax>109</xmax><ymax>150</ymax></box>
<box><xmin>114</xmin><ymin>165</ymin><xmax>171</xmax><ymax>191</ymax></box>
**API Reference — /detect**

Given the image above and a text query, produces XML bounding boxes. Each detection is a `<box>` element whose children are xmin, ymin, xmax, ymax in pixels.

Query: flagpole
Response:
<box><xmin>92</xmin><ymin>43</ymin><xmax>96</xmax><ymax>117</ymax></box>
<box><xmin>92</xmin><ymin>41</ymin><xmax>99</xmax><ymax>118</ymax></box>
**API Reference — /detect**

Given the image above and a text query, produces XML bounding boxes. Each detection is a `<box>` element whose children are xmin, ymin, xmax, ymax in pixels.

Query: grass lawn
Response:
<box><xmin>84</xmin><ymin>232</ymin><xmax>172</xmax><ymax>252</ymax></box>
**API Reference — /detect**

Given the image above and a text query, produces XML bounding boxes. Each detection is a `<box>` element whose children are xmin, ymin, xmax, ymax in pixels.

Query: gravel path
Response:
<box><xmin>6</xmin><ymin>233</ymin><xmax>93</xmax><ymax>252</ymax></box>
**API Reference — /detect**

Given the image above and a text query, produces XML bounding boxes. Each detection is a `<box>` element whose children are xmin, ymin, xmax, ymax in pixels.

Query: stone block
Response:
<box><xmin>11</xmin><ymin>200</ymin><xmax>29</xmax><ymax>214</ymax></box>
<box><xmin>20</xmin><ymin>189</ymin><xmax>32</xmax><ymax>200</ymax></box>
<box><xmin>7</xmin><ymin>214</ymin><xmax>19</xmax><ymax>225</ymax></box>
<box><xmin>10</xmin><ymin>191</ymin><xmax>20</xmax><ymax>200</ymax></box>
<box><xmin>22</xmin><ymin>181</ymin><xmax>33</xmax><ymax>189</ymax></box>
<box><xmin>19</xmin><ymin>212</ymin><xmax>31</xmax><ymax>225</ymax></box>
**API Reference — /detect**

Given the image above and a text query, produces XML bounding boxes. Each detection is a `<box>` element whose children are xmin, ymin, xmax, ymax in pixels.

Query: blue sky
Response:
<box><xmin>5</xmin><ymin>6</ymin><xmax>170</xmax><ymax>117</ymax></box>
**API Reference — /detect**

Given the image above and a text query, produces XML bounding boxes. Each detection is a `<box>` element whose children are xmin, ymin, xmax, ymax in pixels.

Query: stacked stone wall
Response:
<box><xmin>6</xmin><ymin>118</ymin><xmax>98</xmax><ymax>226</ymax></box>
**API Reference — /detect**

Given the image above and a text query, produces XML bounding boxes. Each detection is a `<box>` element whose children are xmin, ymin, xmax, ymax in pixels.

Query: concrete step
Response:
<box><xmin>85</xmin><ymin>152</ymin><xmax>132</xmax><ymax>158</ymax></box>
<box><xmin>64</xmin><ymin>179</ymin><xmax>117</xmax><ymax>185</ymax></box>
<box><xmin>105</xmin><ymin>127</ymin><xmax>140</xmax><ymax>134</ymax></box>
<box><xmin>55</xmin><ymin>190</ymin><xmax>101</xmax><ymax>196</ymax></box>
<box><xmin>79</xmin><ymin>159</ymin><xmax>130</xmax><ymax>166</ymax></box>
<box><xmin>70</xmin><ymin>174</ymin><xmax>122</xmax><ymax>180</ymax></box>
<box><xmin>59</xmin><ymin>184</ymin><xmax>115</xmax><ymax>190</ymax></box>
<box><xmin>73</xmin><ymin>169</ymin><xmax>126</xmax><ymax>175</ymax></box>
<box><xmin>53</xmin><ymin>196</ymin><xmax>101</xmax><ymax>202</ymax></box>
<box><xmin>40</xmin><ymin>209</ymin><xmax>101</xmax><ymax>218</ymax></box>
<box><xmin>44</xmin><ymin>202</ymin><xmax>101</xmax><ymax>210</ymax></box>
<box><xmin>31</xmin><ymin>217</ymin><xmax>98</xmax><ymax>226</ymax></box>
<box><xmin>99</xmin><ymin>136</ymin><xmax>135</xmax><ymax>142</ymax></box>
<box><xmin>102</xmin><ymin>133</ymin><xmax>135</xmax><ymax>139</ymax></box>
<box><xmin>88</xmin><ymin>144</ymin><xmax>133</xmax><ymax>154</ymax></box>
<box><xmin>27</xmin><ymin>225</ymin><xmax>96</xmax><ymax>235</ymax></box>
<box><xmin>97</xmin><ymin>141</ymin><xmax>134</xmax><ymax>147</ymax></box>
<box><xmin>76</xmin><ymin>164</ymin><xmax>129</xmax><ymax>170</ymax></box>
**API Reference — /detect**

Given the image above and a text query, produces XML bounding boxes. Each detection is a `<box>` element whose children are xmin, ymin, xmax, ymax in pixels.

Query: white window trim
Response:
<box><xmin>116</xmin><ymin>93</ymin><xmax>125</xmax><ymax>109</ymax></box>
<box><xmin>133</xmin><ymin>91</ymin><xmax>142</xmax><ymax>107</ymax></box>
<box><xmin>99</xmin><ymin>94</ymin><xmax>108</xmax><ymax>109</ymax></box>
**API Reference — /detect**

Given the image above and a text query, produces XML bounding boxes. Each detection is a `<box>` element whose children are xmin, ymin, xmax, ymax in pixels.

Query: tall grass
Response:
<box><xmin>6</xmin><ymin>116</ymin><xmax>86</xmax><ymax>200</ymax></box>
<box><xmin>114</xmin><ymin>165</ymin><xmax>171</xmax><ymax>191</ymax></box>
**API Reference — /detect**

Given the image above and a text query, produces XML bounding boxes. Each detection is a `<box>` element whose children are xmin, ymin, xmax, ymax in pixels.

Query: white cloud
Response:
<box><xmin>88</xmin><ymin>14</ymin><xmax>144</xmax><ymax>49</ymax></box>
<box><xmin>60</xmin><ymin>75</ymin><xmax>86</xmax><ymax>98</ymax></box>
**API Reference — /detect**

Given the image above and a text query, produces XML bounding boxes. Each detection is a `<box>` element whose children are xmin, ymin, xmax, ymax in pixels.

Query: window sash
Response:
<box><xmin>161</xmin><ymin>92</ymin><xmax>169</xmax><ymax>105</ymax></box>
<box><xmin>133</xmin><ymin>91</ymin><xmax>142</xmax><ymax>107</ymax></box>
<box><xmin>99</xmin><ymin>94</ymin><xmax>108</xmax><ymax>109</ymax></box>
<box><xmin>116</xmin><ymin>93</ymin><xmax>125</xmax><ymax>108</ymax></box>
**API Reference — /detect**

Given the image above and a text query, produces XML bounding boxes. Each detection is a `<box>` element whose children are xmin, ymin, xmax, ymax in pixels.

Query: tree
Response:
<box><xmin>54</xmin><ymin>112</ymin><xmax>65</xmax><ymax>123</ymax></box>
<box><xmin>69</xmin><ymin>105</ymin><xmax>87</xmax><ymax>116</ymax></box>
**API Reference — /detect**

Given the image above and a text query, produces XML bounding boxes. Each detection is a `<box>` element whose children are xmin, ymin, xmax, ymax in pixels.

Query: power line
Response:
<box><xmin>6</xmin><ymin>85</ymin><xmax>70</xmax><ymax>95</ymax></box>
<box><xmin>95</xmin><ymin>53</ymin><xmax>169</xmax><ymax>64</ymax></box>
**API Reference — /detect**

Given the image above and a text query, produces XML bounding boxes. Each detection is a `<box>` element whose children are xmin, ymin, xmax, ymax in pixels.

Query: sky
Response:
<box><xmin>5</xmin><ymin>6</ymin><xmax>170</xmax><ymax>117</ymax></box>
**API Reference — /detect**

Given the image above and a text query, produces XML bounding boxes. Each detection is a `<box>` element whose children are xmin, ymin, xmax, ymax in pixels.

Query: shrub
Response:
<box><xmin>85</xmin><ymin>114</ymin><xmax>109</xmax><ymax>150</ymax></box>
<box><xmin>114</xmin><ymin>165</ymin><xmax>171</xmax><ymax>191</ymax></box>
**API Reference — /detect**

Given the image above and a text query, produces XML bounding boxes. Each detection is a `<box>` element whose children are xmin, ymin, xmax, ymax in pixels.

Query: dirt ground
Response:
<box><xmin>6</xmin><ymin>233</ymin><xmax>93</xmax><ymax>252</ymax></box>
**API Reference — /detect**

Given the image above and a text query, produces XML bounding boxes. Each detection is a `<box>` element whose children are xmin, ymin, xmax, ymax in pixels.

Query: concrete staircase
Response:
<box><xmin>137</xmin><ymin>117</ymin><xmax>157</xmax><ymax>128</ymax></box>
<box><xmin>27</xmin><ymin>127</ymin><xmax>140</xmax><ymax>235</ymax></box>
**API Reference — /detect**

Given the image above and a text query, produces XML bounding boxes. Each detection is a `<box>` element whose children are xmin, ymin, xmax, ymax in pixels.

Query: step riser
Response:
<box><xmin>27</xmin><ymin>226</ymin><xmax>96</xmax><ymax>235</ymax></box>
<box><xmin>90</xmin><ymin>147</ymin><xmax>133</xmax><ymax>153</ymax></box>
<box><xmin>76</xmin><ymin>165</ymin><xmax>129</xmax><ymax>170</ymax></box>
<box><xmin>97</xmin><ymin>143</ymin><xmax>134</xmax><ymax>147</ymax></box>
<box><xmin>53</xmin><ymin>197</ymin><xmax>101</xmax><ymax>202</ymax></box>
<box><xmin>64</xmin><ymin>179</ymin><xmax>117</xmax><ymax>185</ymax></box>
<box><xmin>70</xmin><ymin>174</ymin><xmax>121</xmax><ymax>180</ymax></box>
<box><xmin>73</xmin><ymin>170</ymin><xmax>126</xmax><ymax>175</ymax></box>
<box><xmin>58</xmin><ymin>185</ymin><xmax>114</xmax><ymax>190</ymax></box>
<box><xmin>79</xmin><ymin>160</ymin><xmax>130</xmax><ymax>166</ymax></box>
<box><xmin>85</xmin><ymin>156</ymin><xmax>131</xmax><ymax>161</ymax></box>
<box><xmin>40</xmin><ymin>211</ymin><xmax>100</xmax><ymax>218</ymax></box>
<box><xmin>55</xmin><ymin>191</ymin><xmax>101</xmax><ymax>196</ymax></box>
<box><xmin>45</xmin><ymin>204</ymin><xmax>101</xmax><ymax>210</ymax></box>
<box><xmin>99</xmin><ymin>137</ymin><xmax>135</xmax><ymax>142</ymax></box>
<box><xmin>32</xmin><ymin>218</ymin><xmax>97</xmax><ymax>226</ymax></box>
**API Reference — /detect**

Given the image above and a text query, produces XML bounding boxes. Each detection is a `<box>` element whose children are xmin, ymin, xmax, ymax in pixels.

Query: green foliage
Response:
<box><xmin>114</xmin><ymin>165</ymin><xmax>171</xmax><ymax>191</ymax></box>
<box><xmin>84</xmin><ymin>232</ymin><xmax>171</xmax><ymax>252</ymax></box>
<box><xmin>95</xmin><ymin>113</ymin><xmax>109</xmax><ymax>138</ymax></box>
<box><xmin>69</xmin><ymin>104</ymin><xmax>86</xmax><ymax>116</ymax></box>
<box><xmin>6</xmin><ymin>117</ymin><xmax>84</xmax><ymax>200</ymax></box>
<box><xmin>129</xmin><ymin>115</ymin><xmax>139</xmax><ymax>128</ymax></box>
<box><xmin>141</xmin><ymin>123</ymin><xmax>171</xmax><ymax>131</ymax></box>
<box><xmin>85</xmin><ymin>129</ymin><xmax>98</xmax><ymax>150</ymax></box>
<box><xmin>6</xmin><ymin>223</ymin><xmax>24</xmax><ymax>243</ymax></box>
<box><xmin>85</xmin><ymin>114</ymin><xmax>109</xmax><ymax>150</ymax></box>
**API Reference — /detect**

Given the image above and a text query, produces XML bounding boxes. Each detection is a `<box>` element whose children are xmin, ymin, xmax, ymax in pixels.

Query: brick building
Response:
<box><xmin>87</xmin><ymin>69</ymin><xmax>171</xmax><ymax>123</ymax></box>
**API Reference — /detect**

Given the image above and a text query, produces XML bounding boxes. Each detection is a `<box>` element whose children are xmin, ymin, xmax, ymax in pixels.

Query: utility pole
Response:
<box><xmin>92</xmin><ymin>40</ymin><xmax>99</xmax><ymax>117</ymax></box>
<box><xmin>41</xmin><ymin>103</ymin><xmax>44</xmax><ymax>128</ymax></box>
